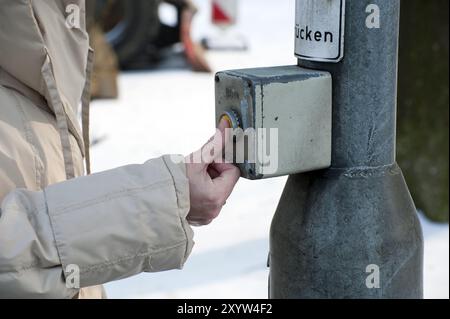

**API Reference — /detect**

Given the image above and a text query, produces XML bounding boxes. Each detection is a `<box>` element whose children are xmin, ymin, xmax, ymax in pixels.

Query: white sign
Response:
<box><xmin>295</xmin><ymin>0</ymin><xmax>345</xmax><ymax>63</ymax></box>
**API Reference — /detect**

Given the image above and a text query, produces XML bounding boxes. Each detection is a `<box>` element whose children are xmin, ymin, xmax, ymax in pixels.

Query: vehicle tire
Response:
<box><xmin>95</xmin><ymin>0</ymin><xmax>161</xmax><ymax>68</ymax></box>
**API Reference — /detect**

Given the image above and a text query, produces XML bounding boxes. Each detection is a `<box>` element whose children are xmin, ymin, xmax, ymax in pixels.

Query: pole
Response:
<box><xmin>269</xmin><ymin>0</ymin><xmax>424</xmax><ymax>298</ymax></box>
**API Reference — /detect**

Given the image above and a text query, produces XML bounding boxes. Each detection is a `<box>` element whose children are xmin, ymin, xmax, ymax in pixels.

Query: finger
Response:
<box><xmin>200</xmin><ymin>118</ymin><xmax>231</xmax><ymax>164</ymax></box>
<box><xmin>217</xmin><ymin>119</ymin><xmax>234</xmax><ymax>156</ymax></box>
<box><xmin>185</xmin><ymin>131</ymin><xmax>221</xmax><ymax>168</ymax></box>
<box><xmin>212</xmin><ymin>164</ymin><xmax>240</xmax><ymax>199</ymax></box>
<box><xmin>211</xmin><ymin>162</ymin><xmax>240</xmax><ymax>175</ymax></box>
<box><xmin>217</xmin><ymin>117</ymin><xmax>229</xmax><ymax>135</ymax></box>
<box><xmin>204</xmin><ymin>118</ymin><xmax>229</xmax><ymax>149</ymax></box>
<box><xmin>207</xmin><ymin>165</ymin><xmax>221</xmax><ymax>179</ymax></box>
<box><xmin>186</xmin><ymin>119</ymin><xmax>231</xmax><ymax>168</ymax></box>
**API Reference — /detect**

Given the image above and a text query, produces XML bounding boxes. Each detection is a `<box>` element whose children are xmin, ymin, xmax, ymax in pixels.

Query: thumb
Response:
<box><xmin>212</xmin><ymin>163</ymin><xmax>240</xmax><ymax>199</ymax></box>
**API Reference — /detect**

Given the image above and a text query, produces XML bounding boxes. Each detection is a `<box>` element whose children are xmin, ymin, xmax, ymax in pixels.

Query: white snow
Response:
<box><xmin>89</xmin><ymin>0</ymin><xmax>449</xmax><ymax>299</ymax></box>
<box><xmin>422</xmin><ymin>213</ymin><xmax>449</xmax><ymax>299</ymax></box>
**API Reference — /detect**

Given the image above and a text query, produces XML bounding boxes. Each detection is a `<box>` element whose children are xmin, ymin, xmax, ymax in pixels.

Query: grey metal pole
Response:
<box><xmin>269</xmin><ymin>0</ymin><xmax>424</xmax><ymax>298</ymax></box>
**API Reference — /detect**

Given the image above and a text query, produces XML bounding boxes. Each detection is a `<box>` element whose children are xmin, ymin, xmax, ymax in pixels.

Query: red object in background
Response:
<box><xmin>212</xmin><ymin>2</ymin><xmax>230</xmax><ymax>23</ymax></box>
<box><xmin>203</xmin><ymin>0</ymin><xmax>247</xmax><ymax>51</ymax></box>
<box><xmin>212</xmin><ymin>0</ymin><xmax>237</xmax><ymax>26</ymax></box>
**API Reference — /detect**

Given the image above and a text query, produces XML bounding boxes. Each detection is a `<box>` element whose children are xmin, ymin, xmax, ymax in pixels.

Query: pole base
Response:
<box><xmin>269</xmin><ymin>163</ymin><xmax>424</xmax><ymax>299</ymax></box>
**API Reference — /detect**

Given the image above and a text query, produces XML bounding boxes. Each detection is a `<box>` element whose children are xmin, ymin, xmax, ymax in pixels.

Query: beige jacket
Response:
<box><xmin>0</xmin><ymin>0</ymin><xmax>194</xmax><ymax>298</ymax></box>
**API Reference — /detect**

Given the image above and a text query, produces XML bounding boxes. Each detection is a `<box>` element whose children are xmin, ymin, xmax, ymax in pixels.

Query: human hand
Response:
<box><xmin>185</xmin><ymin>119</ymin><xmax>240</xmax><ymax>226</ymax></box>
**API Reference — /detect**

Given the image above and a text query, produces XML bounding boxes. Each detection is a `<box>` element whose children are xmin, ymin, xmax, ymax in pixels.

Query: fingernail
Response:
<box><xmin>218</xmin><ymin>117</ymin><xmax>231</xmax><ymax>130</ymax></box>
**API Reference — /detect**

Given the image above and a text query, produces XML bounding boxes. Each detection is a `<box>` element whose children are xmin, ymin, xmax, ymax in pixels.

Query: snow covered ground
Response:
<box><xmin>89</xmin><ymin>0</ymin><xmax>449</xmax><ymax>299</ymax></box>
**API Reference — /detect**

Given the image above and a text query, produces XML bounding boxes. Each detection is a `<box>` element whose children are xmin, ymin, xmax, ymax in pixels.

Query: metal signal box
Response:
<box><xmin>215</xmin><ymin>65</ymin><xmax>332</xmax><ymax>179</ymax></box>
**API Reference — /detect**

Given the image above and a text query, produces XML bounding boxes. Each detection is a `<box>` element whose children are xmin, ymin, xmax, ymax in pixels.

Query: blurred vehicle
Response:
<box><xmin>93</xmin><ymin>0</ymin><xmax>211</xmax><ymax>72</ymax></box>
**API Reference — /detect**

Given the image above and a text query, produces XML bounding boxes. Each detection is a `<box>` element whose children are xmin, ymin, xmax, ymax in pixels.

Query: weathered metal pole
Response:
<box><xmin>269</xmin><ymin>0</ymin><xmax>424</xmax><ymax>298</ymax></box>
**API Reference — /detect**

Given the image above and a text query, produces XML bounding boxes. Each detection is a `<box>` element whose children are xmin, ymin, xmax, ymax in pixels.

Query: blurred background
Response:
<box><xmin>86</xmin><ymin>0</ymin><xmax>449</xmax><ymax>299</ymax></box>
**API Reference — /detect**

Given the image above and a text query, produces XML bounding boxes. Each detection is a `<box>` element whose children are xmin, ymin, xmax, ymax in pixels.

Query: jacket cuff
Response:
<box><xmin>43</xmin><ymin>156</ymin><xmax>194</xmax><ymax>287</ymax></box>
<box><xmin>162</xmin><ymin>155</ymin><xmax>194</xmax><ymax>262</ymax></box>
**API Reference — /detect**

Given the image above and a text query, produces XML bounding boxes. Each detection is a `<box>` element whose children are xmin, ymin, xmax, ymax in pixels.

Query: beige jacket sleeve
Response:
<box><xmin>0</xmin><ymin>155</ymin><xmax>194</xmax><ymax>298</ymax></box>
